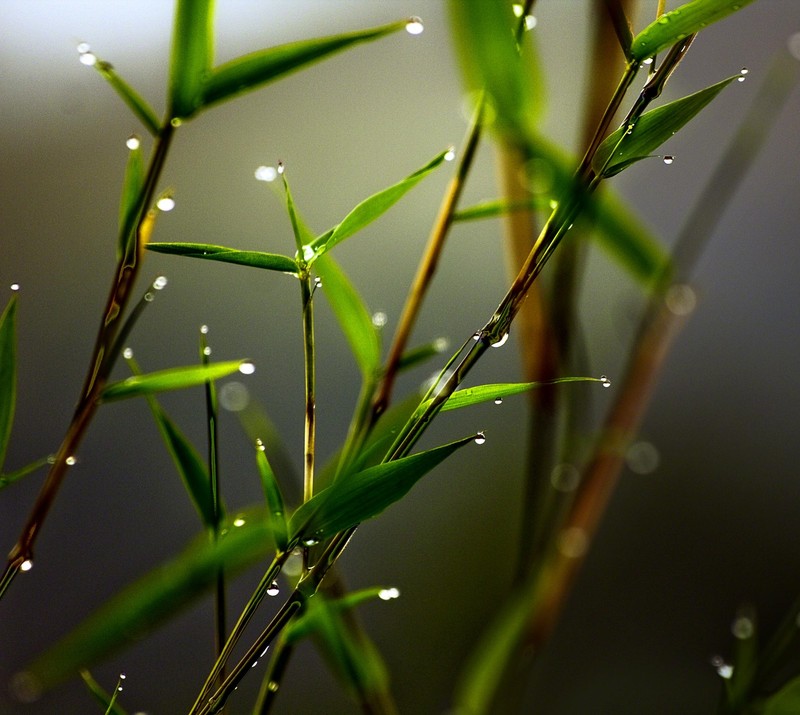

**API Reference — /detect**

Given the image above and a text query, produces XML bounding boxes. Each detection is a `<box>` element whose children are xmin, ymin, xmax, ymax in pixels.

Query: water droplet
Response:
<box><xmin>76</xmin><ymin>42</ymin><xmax>91</xmax><ymax>54</ymax></box>
<box><xmin>255</xmin><ymin>438</ymin><xmax>265</xmax><ymax>452</ymax></box>
<box><xmin>239</xmin><ymin>361</ymin><xmax>256</xmax><ymax>375</ymax></box>
<box><xmin>433</xmin><ymin>337</ymin><xmax>449</xmax><ymax>353</ymax></box>
<box><xmin>732</xmin><ymin>616</ymin><xmax>754</xmax><ymax>640</ymax></box>
<box><xmin>379</xmin><ymin>587</ymin><xmax>400</xmax><ymax>600</ymax></box>
<box><xmin>512</xmin><ymin>3</ymin><xmax>524</xmax><ymax>16</ymax></box>
<box><xmin>405</xmin><ymin>17</ymin><xmax>424</xmax><ymax>35</ymax></box>
<box><xmin>788</xmin><ymin>32</ymin><xmax>800</xmax><ymax>61</ymax></box>
<box><xmin>625</xmin><ymin>441</ymin><xmax>660</xmax><ymax>474</ymax></box>
<box><xmin>119</xmin><ymin>673</ymin><xmax>126</xmax><ymax>680</ymax></box>
<box><xmin>267</xmin><ymin>681</ymin><xmax>280</xmax><ymax>693</ymax></box>
<box><xmin>444</xmin><ymin>147</ymin><xmax>456</xmax><ymax>161</ymax></box>
<box><xmin>740</xmin><ymin>67</ymin><xmax>749</xmax><ymax>76</ymax></box>
<box><xmin>491</xmin><ymin>332</ymin><xmax>509</xmax><ymax>348</ymax></box>
<box><xmin>643</xmin><ymin>57</ymin><xmax>654</xmax><ymax>65</ymax></box>
<box><xmin>302</xmin><ymin>537</ymin><xmax>319</xmax><ymax>547</ymax></box>
<box><xmin>302</xmin><ymin>245</ymin><xmax>315</xmax><ymax>262</ymax></box>
<box><xmin>122</xmin><ymin>347</ymin><xmax>133</xmax><ymax>360</ymax></box>
<box><xmin>474</xmin><ymin>432</ymin><xmax>486</xmax><ymax>445</ymax></box>
<box><xmin>126</xmin><ymin>135</ymin><xmax>140</xmax><ymax>150</ymax></box>
<box><xmin>170</xmin><ymin>117</ymin><xmax>183</xmax><ymax>127</ymax></box>
<box><xmin>737</xmin><ymin>75</ymin><xmax>746</xmax><ymax>83</ymax></box>
<box><xmin>220</xmin><ymin>381</ymin><xmax>249</xmax><ymax>411</ymax></box>
<box><xmin>494</xmin><ymin>397</ymin><xmax>503</xmax><ymax>405</ymax></box>
<box><xmin>254</xmin><ymin>165</ymin><xmax>278</xmax><ymax>182</ymax></box>
<box><xmin>65</xmin><ymin>456</ymin><xmax>77</xmax><ymax>466</ymax></box>
<box><xmin>203</xmin><ymin>345</ymin><xmax>212</xmax><ymax>356</ymax></box>
<box><xmin>663</xmin><ymin>155</ymin><xmax>674</xmax><ymax>165</ymax></box>
<box><xmin>600</xmin><ymin>375</ymin><xmax>611</xmax><ymax>388</ymax></box>
<box><xmin>472</xmin><ymin>331</ymin><xmax>482</xmax><ymax>341</ymax></box>
<box><xmin>20</xmin><ymin>559</ymin><xmax>33</xmax><ymax>572</ymax></box>
<box><xmin>372</xmin><ymin>311</ymin><xmax>387</xmax><ymax>327</ymax></box>
<box><xmin>277</xmin><ymin>161</ymin><xmax>285</xmax><ymax>175</ymax></box>
<box><xmin>550</xmin><ymin>464</ymin><xmax>580</xmax><ymax>492</ymax></box>
<box><xmin>200</xmin><ymin>325</ymin><xmax>209</xmax><ymax>335</ymax></box>
<box><xmin>156</xmin><ymin>196</ymin><xmax>175</xmax><ymax>212</ymax></box>
<box><xmin>711</xmin><ymin>655</ymin><xmax>734</xmax><ymax>679</ymax></box>
<box><xmin>152</xmin><ymin>275</ymin><xmax>168</xmax><ymax>290</ymax></box>
<box><xmin>665</xmin><ymin>283</ymin><xmax>696</xmax><ymax>315</ymax></box>
<box><xmin>524</xmin><ymin>15</ymin><xmax>537</xmax><ymax>30</ymax></box>
<box><xmin>267</xmin><ymin>580</ymin><xmax>280</xmax><ymax>597</ymax></box>
<box><xmin>79</xmin><ymin>52</ymin><xmax>97</xmax><ymax>66</ymax></box>
<box><xmin>144</xmin><ymin>291</ymin><xmax>154</xmax><ymax>302</ymax></box>
<box><xmin>313</xmin><ymin>276</ymin><xmax>323</xmax><ymax>288</ymax></box>
<box><xmin>233</xmin><ymin>517</ymin><xmax>246</xmax><ymax>527</ymax></box>
<box><xmin>625</xmin><ymin>123</ymin><xmax>635</xmax><ymax>135</ymax></box>
<box><xmin>283</xmin><ymin>547</ymin><xmax>304</xmax><ymax>577</ymax></box>
<box><xmin>47</xmin><ymin>455</ymin><xmax>56</xmax><ymax>464</ymax></box>
<box><xmin>558</xmin><ymin>527</ymin><xmax>588</xmax><ymax>558</ymax></box>
<box><xmin>10</xmin><ymin>283</ymin><xmax>19</xmax><ymax>291</ymax></box>
<box><xmin>117</xmin><ymin>685</ymin><xmax>124</xmax><ymax>692</ymax></box>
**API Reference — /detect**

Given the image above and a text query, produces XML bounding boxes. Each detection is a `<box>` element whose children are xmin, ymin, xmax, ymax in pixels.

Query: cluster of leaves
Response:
<box><xmin>2</xmin><ymin>1</ymin><xmax>800</xmax><ymax>713</ymax></box>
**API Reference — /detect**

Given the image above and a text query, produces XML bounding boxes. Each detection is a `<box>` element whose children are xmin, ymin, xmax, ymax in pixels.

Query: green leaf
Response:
<box><xmin>255</xmin><ymin>442</ymin><xmax>288</xmax><ymax>552</ymax></box>
<box><xmin>397</xmin><ymin>338</ymin><xmax>450</xmax><ymax>373</ymax></box>
<box><xmin>1</xmin><ymin>456</ymin><xmax>51</xmax><ymax>490</ymax></box>
<box><xmin>117</xmin><ymin>141</ymin><xmax>144</xmax><ymax>263</ymax></box>
<box><xmin>631</xmin><ymin>0</ymin><xmax>757</xmax><ymax>63</ymax></box>
<box><xmin>314</xmin><ymin>253</ymin><xmax>380</xmax><ymax>377</ymax></box>
<box><xmin>199</xmin><ymin>20</ymin><xmax>406</xmax><ymax>112</ymax></box>
<box><xmin>764</xmin><ymin>674</ymin><xmax>800</xmax><ymax>715</ymax></box>
<box><xmin>448</xmin><ymin>0</ymin><xmax>545</xmax><ymax>141</ymax></box>
<box><xmin>290</xmin><ymin>436</ymin><xmax>473</xmax><ymax>541</ymax></box>
<box><xmin>281</xmin><ymin>171</ymin><xmax>316</xmax><ymax>254</ymax></box>
<box><xmin>308</xmin><ymin>149</ymin><xmax>450</xmax><ymax>261</ymax></box>
<box><xmin>94</xmin><ymin>61</ymin><xmax>160</xmax><ymax>136</ymax></box>
<box><xmin>146</xmin><ymin>242</ymin><xmax>298</xmax><ymax>275</ymax></box>
<box><xmin>168</xmin><ymin>0</ymin><xmax>215</xmax><ymax>119</ymax></box>
<box><xmin>283</xmin><ymin>593</ymin><xmax>390</xmax><ymax>701</ymax></box>
<box><xmin>100</xmin><ymin>360</ymin><xmax>250</xmax><ymax>402</ymax></box>
<box><xmin>79</xmin><ymin>670</ymin><xmax>128</xmax><ymax>715</ymax></box>
<box><xmin>0</xmin><ymin>296</ymin><xmax>17</xmax><ymax>472</ymax></box>
<box><xmin>436</xmin><ymin>377</ymin><xmax>602</xmax><ymax>413</ymax></box>
<box><xmin>593</xmin><ymin>75</ymin><xmax>738</xmax><ymax>177</ymax></box>
<box><xmin>453</xmin><ymin>197</ymin><xmax>553</xmax><ymax>222</ymax></box>
<box><xmin>22</xmin><ymin>508</ymin><xmax>276</xmax><ymax>692</ymax></box>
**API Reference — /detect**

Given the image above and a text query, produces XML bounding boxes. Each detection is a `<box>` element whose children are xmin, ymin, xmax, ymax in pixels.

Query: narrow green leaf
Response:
<box><xmin>117</xmin><ymin>141</ymin><xmax>144</xmax><ymax>263</ymax></box>
<box><xmin>79</xmin><ymin>670</ymin><xmax>128</xmax><ymax>715</ymax></box>
<box><xmin>100</xmin><ymin>360</ymin><xmax>250</xmax><ymax>402</ymax></box>
<box><xmin>281</xmin><ymin>171</ymin><xmax>316</xmax><ymax>254</ymax></box>
<box><xmin>169</xmin><ymin>0</ymin><xmax>215</xmax><ymax>119</ymax></box>
<box><xmin>593</xmin><ymin>75</ymin><xmax>738</xmax><ymax>177</ymax></box>
<box><xmin>1</xmin><ymin>456</ymin><xmax>51</xmax><ymax>490</ymax></box>
<box><xmin>397</xmin><ymin>338</ymin><xmax>450</xmax><ymax>373</ymax></box>
<box><xmin>200</xmin><ymin>20</ymin><xmax>406</xmax><ymax>111</ymax></box>
<box><xmin>631</xmin><ymin>0</ymin><xmax>757</xmax><ymax>63</ymax></box>
<box><xmin>146</xmin><ymin>242</ymin><xmax>298</xmax><ymax>275</ymax></box>
<box><xmin>22</xmin><ymin>508</ymin><xmax>276</xmax><ymax>692</ymax></box>
<box><xmin>453</xmin><ymin>197</ymin><xmax>553</xmax><ymax>222</ymax></box>
<box><xmin>290</xmin><ymin>436</ymin><xmax>473</xmax><ymax>541</ymax></box>
<box><xmin>255</xmin><ymin>442</ymin><xmax>288</xmax><ymax>552</ymax></box>
<box><xmin>94</xmin><ymin>61</ymin><xmax>160</xmax><ymax>136</ymax></box>
<box><xmin>283</xmin><ymin>594</ymin><xmax>390</xmax><ymax>700</ymax></box>
<box><xmin>0</xmin><ymin>296</ymin><xmax>17</xmax><ymax>472</ymax></box>
<box><xmin>309</xmin><ymin>149</ymin><xmax>450</xmax><ymax>260</ymax></box>
<box><xmin>764</xmin><ymin>675</ymin><xmax>800</xmax><ymax>715</ymax></box>
<box><xmin>437</xmin><ymin>377</ymin><xmax>602</xmax><ymax>413</ymax></box>
<box><xmin>314</xmin><ymin>253</ymin><xmax>380</xmax><ymax>377</ymax></box>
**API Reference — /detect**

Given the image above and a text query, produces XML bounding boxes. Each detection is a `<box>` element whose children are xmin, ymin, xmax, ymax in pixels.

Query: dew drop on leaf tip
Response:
<box><xmin>122</xmin><ymin>347</ymin><xmax>133</xmax><ymax>359</ymax></box>
<box><xmin>662</xmin><ymin>155</ymin><xmax>674</xmax><ymax>165</ymax></box>
<box><xmin>126</xmin><ymin>135</ymin><xmax>140</xmax><ymax>150</ymax></box>
<box><xmin>405</xmin><ymin>17</ymin><xmax>424</xmax><ymax>35</ymax></box>
<box><xmin>444</xmin><ymin>147</ymin><xmax>456</xmax><ymax>161</ymax></box>
<box><xmin>379</xmin><ymin>587</ymin><xmax>400</xmax><ymax>600</ymax></box>
<box><xmin>152</xmin><ymin>275</ymin><xmax>168</xmax><ymax>290</ymax></box>
<box><xmin>494</xmin><ymin>397</ymin><xmax>503</xmax><ymax>405</ymax></box>
<box><xmin>491</xmin><ymin>332</ymin><xmax>509</xmax><ymax>348</ymax></box>
<box><xmin>203</xmin><ymin>345</ymin><xmax>212</xmax><ymax>356</ymax></box>
<box><xmin>600</xmin><ymin>375</ymin><xmax>611</xmax><ymax>388</ymax></box>
<box><xmin>76</xmin><ymin>42</ymin><xmax>91</xmax><ymax>54</ymax></box>
<box><xmin>10</xmin><ymin>283</ymin><xmax>19</xmax><ymax>291</ymax></box>
<box><xmin>156</xmin><ymin>196</ymin><xmax>175</xmax><ymax>212</ymax></box>
<box><xmin>20</xmin><ymin>559</ymin><xmax>33</xmax><ymax>572</ymax></box>
<box><xmin>239</xmin><ymin>361</ymin><xmax>256</xmax><ymax>375</ymax></box>
<box><xmin>474</xmin><ymin>431</ymin><xmax>486</xmax><ymax>445</ymax></box>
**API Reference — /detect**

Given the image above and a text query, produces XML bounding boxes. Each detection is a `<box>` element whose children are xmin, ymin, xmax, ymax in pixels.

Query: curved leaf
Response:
<box><xmin>21</xmin><ymin>509</ymin><xmax>276</xmax><ymax>692</ymax></box>
<box><xmin>289</xmin><ymin>436</ymin><xmax>473</xmax><ymax>542</ymax></box>
<box><xmin>255</xmin><ymin>442</ymin><xmax>288</xmax><ymax>552</ymax></box>
<box><xmin>593</xmin><ymin>75</ymin><xmax>737</xmax><ymax>178</ymax></box>
<box><xmin>308</xmin><ymin>149</ymin><xmax>450</xmax><ymax>261</ymax></box>
<box><xmin>764</xmin><ymin>675</ymin><xmax>800</xmax><ymax>715</ymax></box>
<box><xmin>169</xmin><ymin>0</ymin><xmax>214</xmax><ymax>118</ymax></box>
<box><xmin>117</xmin><ymin>140</ymin><xmax>144</xmax><ymax>263</ymax></box>
<box><xmin>100</xmin><ymin>360</ymin><xmax>250</xmax><ymax>402</ymax></box>
<box><xmin>146</xmin><ymin>242</ymin><xmax>298</xmax><ymax>275</ymax></box>
<box><xmin>0</xmin><ymin>296</ymin><xmax>17</xmax><ymax>472</ymax></box>
<box><xmin>314</xmin><ymin>253</ymin><xmax>380</xmax><ymax>377</ymax></box>
<box><xmin>94</xmin><ymin>61</ymin><xmax>160</xmax><ymax>136</ymax></box>
<box><xmin>631</xmin><ymin>0</ymin><xmax>757</xmax><ymax>63</ymax></box>
<box><xmin>200</xmin><ymin>20</ymin><xmax>406</xmax><ymax>112</ymax></box>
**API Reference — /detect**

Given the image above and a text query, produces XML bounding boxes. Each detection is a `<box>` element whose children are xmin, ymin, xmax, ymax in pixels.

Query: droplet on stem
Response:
<box><xmin>122</xmin><ymin>347</ymin><xmax>134</xmax><ymax>360</ymax></box>
<box><xmin>20</xmin><ymin>559</ymin><xmax>33</xmax><ymax>572</ymax></box>
<box><xmin>65</xmin><ymin>456</ymin><xmax>77</xmax><ymax>466</ymax></box>
<box><xmin>76</xmin><ymin>42</ymin><xmax>91</xmax><ymax>54</ymax></box>
<box><xmin>444</xmin><ymin>146</ymin><xmax>456</xmax><ymax>162</ymax></box>
<box><xmin>152</xmin><ymin>275</ymin><xmax>168</xmax><ymax>290</ymax></box>
<box><xmin>379</xmin><ymin>587</ymin><xmax>400</xmax><ymax>600</ymax></box>
<box><xmin>665</xmin><ymin>283</ymin><xmax>696</xmax><ymax>316</ymax></box>
<box><xmin>200</xmin><ymin>324</ymin><xmax>209</xmax><ymax>334</ymax></box>
<box><xmin>405</xmin><ymin>17</ymin><xmax>424</xmax><ymax>35</ymax></box>
<box><xmin>203</xmin><ymin>345</ymin><xmax>212</xmax><ymax>356</ymax></box>
<box><xmin>79</xmin><ymin>51</ymin><xmax>97</xmax><ymax>66</ymax></box>
<box><xmin>491</xmin><ymin>332</ymin><xmax>509</xmax><ymax>348</ymax></box>
<box><xmin>267</xmin><ymin>580</ymin><xmax>280</xmax><ymax>597</ymax></box>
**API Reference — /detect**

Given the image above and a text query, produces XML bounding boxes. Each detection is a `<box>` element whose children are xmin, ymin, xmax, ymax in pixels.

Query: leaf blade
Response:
<box><xmin>168</xmin><ymin>0</ymin><xmax>215</xmax><ymax>119</ymax></box>
<box><xmin>146</xmin><ymin>242</ymin><xmax>298</xmax><ymax>275</ymax></box>
<box><xmin>0</xmin><ymin>296</ymin><xmax>17</xmax><ymax>472</ymax></box>
<box><xmin>94</xmin><ymin>61</ymin><xmax>160</xmax><ymax>136</ymax></box>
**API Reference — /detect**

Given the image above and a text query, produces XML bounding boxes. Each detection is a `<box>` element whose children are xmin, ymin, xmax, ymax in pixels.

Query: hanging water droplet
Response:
<box><xmin>126</xmin><ymin>135</ymin><xmax>140</xmax><ymax>150</ymax></box>
<box><xmin>405</xmin><ymin>17</ymin><xmax>424</xmax><ymax>35</ymax></box>
<box><xmin>313</xmin><ymin>276</ymin><xmax>323</xmax><ymax>288</ymax></box>
<box><xmin>76</xmin><ymin>42</ymin><xmax>91</xmax><ymax>54</ymax></box>
<box><xmin>79</xmin><ymin>52</ymin><xmax>97</xmax><ymax>66</ymax></box>
<box><xmin>491</xmin><ymin>332</ymin><xmax>509</xmax><ymax>348</ymax></box>
<box><xmin>239</xmin><ymin>361</ymin><xmax>256</xmax><ymax>375</ymax></box>
<box><xmin>203</xmin><ymin>345</ymin><xmax>212</xmax><ymax>356</ymax></box>
<box><xmin>663</xmin><ymin>155</ymin><xmax>674</xmax><ymax>165</ymax></box>
<box><xmin>625</xmin><ymin>441</ymin><xmax>660</xmax><ymax>474</ymax></box>
<box><xmin>643</xmin><ymin>57</ymin><xmax>654</xmax><ymax>65</ymax></box>
<box><xmin>152</xmin><ymin>275</ymin><xmax>168</xmax><ymax>290</ymax></box>
<box><xmin>788</xmin><ymin>32</ymin><xmax>800</xmax><ymax>61</ymax></box>
<box><xmin>220</xmin><ymin>381</ymin><xmax>249</xmax><ymax>412</ymax></box>
<box><xmin>255</xmin><ymin>438</ymin><xmax>265</xmax><ymax>452</ymax></box>
<box><xmin>737</xmin><ymin>74</ymin><xmax>746</xmax><ymax>83</ymax></box>
<box><xmin>372</xmin><ymin>311</ymin><xmax>388</xmax><ymax>327</ymax></box>
<box><xmin>740</xmin><ymin>67</ymin><xmax>749</xmax><ymax>76</ymax></box>
<box><xmin>267</xmin><ymin>580</ymin><xmax>280</xmax><ymax>597</ymax></box>
<box><xmin>119</xmin><ymin>673</ymin><xmax>126</xmax><ymax>680</ymax></box>
<box><xmin>200</xmin><ymin>325</ymin><xmax>209</xmax><ymax>335</ymax></box>
<box><xmin>524</xmin><ymin>15</ymin><xmax>537</xmax><ymax>30</ymax></box>
<box><xmin>472</xmin><ymin>331</ymin><xmax>482</xmax><ymax>341</ymax></box>
<box><xmin>711</xmin><ymin>655</ymin><xmax>734</xmax><ymax>679</ymax></box>
<box><xmin>665</xmin><ymin>283</ymin><xmax>696</xmax><ymax>316</ymax></box>
<box><xmin>283</xmin><ymin>547</ymin><xmax>304</xmax><ymax>577</ymax></box>
<box><xmin>302</xmin><ymin>537</ymin><xmax>319</xmax><ymax>547</ymax></box>
<box><xmin>233</xmin><ymin>516</ymin><xmax>245</xmax><ymax>527</ymax></box>
<box><xmin>512</xmin><ymin>3</ymin><xmax>524</xmax><ymax>16</ymax></box>
<box><xmin>254</xmin><ymin>165</ymin><xmax>278</xmax><ymax>182</ymax></box>
<box><xmin>600</xmin><ymin>375</ymin><xmax>611</xmax><ymax>388</ymax></box>
<box><xmin>20</xmin><ymin>559</ymin><xmax>33</xmax><ymax>572</ymax></box>
<box><xmin>65</xmin><ymin>456</ymin><xmax>77</xmax><ymax>466</ymax></box>
<box><xmin>277</xmin><ymin>161</ymin><xmax>285</xmax><ymax>174</ymax></box>
<box><xmin>379</xmin><ymin>587</ymin><xmax>400</xmax><ymax>600</ymax></box>
<box><xmin>550</xmin><ymin>463</ymin><xmax>580</xmax><ymax>492</ymax></box>
<box><xmin>732</xmin><ymin>616</ymin><xmax>754</xmax><ymax>640</ymax></box>
<box><xmin>10</xmin><ymin>283</ymin><xmax>19</xmax><ymax>291</ymax></box>
<box><xmin>122</xmin><ymin>347</ymin><xmax>133</xmax><ymax>360</ymax></box>
<box><xmin>474</xmin><ymin>432</ymin><xmax>486</xmax><ymax>445</ymax></box>
<box><xmin>494</xmin><ymin>397</ymin><xmax>503</xmax><ymax>405</ymax></box>
<box><xmin>444</xmin><ymin>146</ymin><xmax>456</xmax><ymax>161</ymax></box>
<box><xmin>156</xmin><ymin>196</ymin><xmax>175</xmax><ymax>212</ymax></box>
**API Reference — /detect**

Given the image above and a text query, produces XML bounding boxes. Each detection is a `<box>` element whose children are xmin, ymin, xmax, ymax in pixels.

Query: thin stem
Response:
<box><xmin>1</xmin><ymin>121</ymin><xmax>175</xmax><ymax>598</ymax></box>
<box><xmin>300</xmin><ymin>274</ymin><xmax>316</xmax><ymax>504</ymax></box>
<box><xmin>253</xmin><ymin>637</ymin><xmax>294</xmax><ymax>714</ymax></box>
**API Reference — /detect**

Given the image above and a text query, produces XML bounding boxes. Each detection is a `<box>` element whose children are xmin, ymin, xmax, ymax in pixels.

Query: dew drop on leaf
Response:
<box><xmin>494</xmin><ymin>397</ymin><xmax>503</xmax><ymax>405</ymax></box>
<box><xmin>267</xmin><ymin>580</ymin><xmax>280</xmax><ymax>597</ymax></box>
<box><xmin>10</xmin><ymin>283</ymin><xmax>19</xmax><ymax>291</ymax></box>
<box><xmin>663</xmin><ymin>155</ymin><xmax>674</xmax><ymax>165</ymax></box>
<box><xmin>20</xmin><ymin>559</ymin><xmax>33</xmax><ymax>572</ymax></box>
<box><xmin>152</xmin><ymin>275</ymin><xmax>168</xmax><ymax>290</ymax></box>
<box><xmin>600</xmin><ymin>375</ymin><xmax>611</xmax><ymax>388</ymax></box>
<box><xmin>123</xmin><ymin>347</ymin><xmax>133</xmax><ymax>360</ymax></box>
<box><xmin>491</xmin><ymin>332</ymin><xmax>509</xmax><ymax>348</ymax></box>
<box><xmin>379</xmin><ymin>587</ymin><xmax>400</xmax><ymax>600</ymax></box>
<box><xmin>239</xmin><ymin>361</ymin><xmax>256</xmax><ymax>375</ymax></box>
<box><xmin>474</xmin><ymin>431</ymin><xmax>486</xmax><ymax>445</ymax></box>
<box><xmin>76</xmin><ymin>42</ymin><xmax>91</xmax><ymax>54</ymax></box>
<box><xmin>79</xmin><ymin>52</ymin><xmax>97</xmax><ymax>66</ymax></box>
<box><xmin>65</xmin><ymin>456</ymin><xmax>77</xmax><ymax>466</ymax></box>
<box><xmin>126</xmin><ymin>135</ymin><xmax>140</xmax><ymax>150</ymax></box>
<box><xmin>405</xmin><ymin>17</ymin><xmax>424</xmax><ymax>35</ymax></box>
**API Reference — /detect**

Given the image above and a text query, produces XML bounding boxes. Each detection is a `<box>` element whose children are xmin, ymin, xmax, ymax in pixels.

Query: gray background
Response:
<box><xmin>1</xmin><ymin>2</ymin><xmax>799</xmax><ymax>713</ymax></box>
